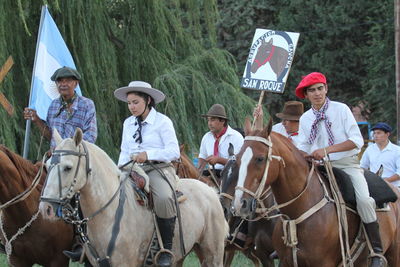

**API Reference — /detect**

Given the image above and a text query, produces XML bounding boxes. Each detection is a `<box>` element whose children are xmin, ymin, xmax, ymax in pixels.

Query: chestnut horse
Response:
<box><xmin>39</xmin><ymin>129</ymin><xmax>228</xmax><ymax>266</ymax></box>
<box><xmin>0</xmin><ymin>145</ymin><xmax>74</xmax><ymax>267</ymax></box>
<box><xmin>174</xmin><ymin>144</ymin><xmax>220</xmax><ymax>188</ymax></box>
<box><xmin>233</xmin><ymin>120</ymin><xmax>400</xmax><ymax>266</ymax></box>
<box><xmin>220</xmin><ymin>143</ymin><xmax>276</xmax><ymax>267</ymax></box>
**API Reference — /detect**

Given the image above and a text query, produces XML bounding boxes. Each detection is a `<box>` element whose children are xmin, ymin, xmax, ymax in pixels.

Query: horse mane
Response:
<box><xmin>0</xmin><ymin>145</ymin><xmax>44</xmax><ymax>190</ymax></box>
<box><xmin>247</xmin><ymin>128</ymin><xmax>309</xmax><ymax>168</ymax></box>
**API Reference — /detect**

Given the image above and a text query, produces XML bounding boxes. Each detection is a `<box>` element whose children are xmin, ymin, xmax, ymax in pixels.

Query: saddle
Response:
<box><xmin>127</xmin><ymin>165</ymin><xmax>186</xmax><ymax>208</ymax></box>
<box><xmin>317</xmin><ymin>166</ymin><xmax>398</xmax><ymax>208</ymax></box>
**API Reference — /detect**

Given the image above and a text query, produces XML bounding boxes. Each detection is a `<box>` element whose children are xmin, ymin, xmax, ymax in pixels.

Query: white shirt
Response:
<box><xmin>272</xmin><ymin>122</ymin><xmax>301</xmax><ymax>148</ymax></box>
<box><xmin>117</xmin><ymin>108</ymin><xmax>180</xmax><ymax>166</ymax></box>
<box><xmin>199</xmin><ymin>126</ymin><xmax>244</xmax><ymax>170</ymax></box>
<box><xmin>360</xmin><ymin>141</ymin><xmax>400</xmax><ymax>186</ymax></box>
<box><xmin>297</xmin><ymin>100</ymin><xmax>364</xmax><ymax>161</ymax></box>
<box><xmin>272</xmin><ymin>122</ymin><xmax>287</xmax><ymax>136</ymax></box>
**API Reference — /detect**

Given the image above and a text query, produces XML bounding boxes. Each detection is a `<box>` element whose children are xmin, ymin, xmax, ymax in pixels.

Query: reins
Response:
<box><xmin>0</xmin><ymin>152</ymin><xmax>48</xmax><ymax>210</ymax></box>
<box><xmin>235</xmin><ymin>135</ymin><xmax>335</xmax><ymax>267</ymax></box>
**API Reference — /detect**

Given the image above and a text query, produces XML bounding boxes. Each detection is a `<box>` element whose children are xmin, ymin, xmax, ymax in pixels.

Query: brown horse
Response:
<box><xmin>233</xmin><ymin>120</ymin><xmax>400</xmax><ymax>266</ymax></box>
<box><xmin>250</xmin><ymin>38</ymin><xmax>288</xmax><ymax>79</ymax></box>
<box><xmin>0</xmin><ymin>145</ymin><xmax>74</xmax><ymax>267</ymax></box>
<box><xmin>174</xmin><ymin>144</ymin><xmax>220</xmax><ymax>188</ymax></box>
<box><xmin>220</xmin><ymin>143</ymin><xmax>276</xmax><ymax>267</ymax></box>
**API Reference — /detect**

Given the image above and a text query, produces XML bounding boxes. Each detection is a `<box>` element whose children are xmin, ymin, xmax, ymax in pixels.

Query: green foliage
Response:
<box><xmin>0</xmin><ymin>0</ymin><xmax>261</xmax><ymax>160</ymax></box>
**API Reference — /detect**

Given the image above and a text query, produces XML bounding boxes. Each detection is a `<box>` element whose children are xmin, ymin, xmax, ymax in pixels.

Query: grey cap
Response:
<box><xmin>50</xmin><ymin>66</ymin><xmax>81</xmax><ymax>81</ymax></box>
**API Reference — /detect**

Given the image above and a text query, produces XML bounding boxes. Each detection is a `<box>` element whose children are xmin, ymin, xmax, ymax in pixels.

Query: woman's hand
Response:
<box><xmin>132</xmin><ymin>152</ymin><xmax>148</xmax><ymax>163</ymax></box>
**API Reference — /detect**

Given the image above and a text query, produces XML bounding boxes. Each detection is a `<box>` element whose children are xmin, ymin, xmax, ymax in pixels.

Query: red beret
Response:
<box><xmin>295</xmin><ymin>72</ymin><xmax>327</xmax><ymax>99</ymax></box>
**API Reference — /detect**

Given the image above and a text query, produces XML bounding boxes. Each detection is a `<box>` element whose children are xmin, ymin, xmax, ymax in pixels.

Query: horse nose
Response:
<box><xmin>39</xmin><ymin>202</ymin><xmax>56</xmax><ymax>220</ymax></box>
<box><xmin>241</xmin><ymin>198</ymin><xmax>250</xmax><ymax>213</ymax></box>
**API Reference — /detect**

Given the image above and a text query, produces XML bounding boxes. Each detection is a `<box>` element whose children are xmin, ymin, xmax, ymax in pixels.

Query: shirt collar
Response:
<box><xmin>381</xmin><ymin>141</ymin><xmax>395</xmax><ymax>151</ymax></box>
<box><xmin>128</xmin><ymin>108</ymin><xmax>157</xmax><ymax>125</ymax></box>
<box><xmin>143</xmin><ymin>108</ymin><xmax>156</xmax><ymax>125</ymax></box>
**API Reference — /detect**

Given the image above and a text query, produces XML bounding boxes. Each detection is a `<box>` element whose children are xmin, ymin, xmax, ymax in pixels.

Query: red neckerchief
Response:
<box><xmin>213</xmin><ymin>127</ymin><xmax>228</xmax><ymax>156</ymax></box>
<box><xmin>288</xmin><ymin>132</ymin><xmax>298</xmax><ymax>141</ymax></box>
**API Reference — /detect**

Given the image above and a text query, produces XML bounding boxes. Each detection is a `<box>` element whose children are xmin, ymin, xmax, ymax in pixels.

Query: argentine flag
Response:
<box><xmin>29</xmin><ymin>6</ymin><xmax>82</xmax><ymax>120</ymax></box>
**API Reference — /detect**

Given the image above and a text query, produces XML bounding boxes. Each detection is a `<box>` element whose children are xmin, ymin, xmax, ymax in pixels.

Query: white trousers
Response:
<box><xmin>331</xmin><ymin>155</ymin><xmax>377</xmax><ymax>223</ymax></box>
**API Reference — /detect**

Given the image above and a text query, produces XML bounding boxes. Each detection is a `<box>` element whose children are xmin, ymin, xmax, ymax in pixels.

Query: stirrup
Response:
<box><xmin>154</xmin><ymin>248</ymin><xmax>175</xmax><ymax>267</ymax></box>
<box><xmin>368</xmin><ymin>254</ymin><xmax>387</xmax><ymax>267</ymax></box>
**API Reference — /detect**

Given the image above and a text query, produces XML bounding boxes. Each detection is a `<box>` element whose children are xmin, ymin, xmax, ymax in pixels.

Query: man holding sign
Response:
<box><xmin>24</xmin><ymin>66</ymin><xmax>97</xmax><ymax>149</ymax></box>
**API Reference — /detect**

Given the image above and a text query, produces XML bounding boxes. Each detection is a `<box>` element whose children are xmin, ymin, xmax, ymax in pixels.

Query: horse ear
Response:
<box><xmin>179</xmin><ymin>144</ymin><xmax>185</xmax><ymax>153</ymax></box>
<box><xmin>261</xmin><ymin>118</ymin><xmax>273</xmax><ymax>138</ymax></box>
<box><xmin>73</xmin><ymin>128</ymin><xmax>83</xmax><ymax>147</ymax></box>
<box><xmin>53</xmin><ymin>128</ymin><xmax>63</xmax><ymax>146</ymax></box>
<box><xmin>268</xmin><ymin>38</ymin><xmax>273</xmax><ymax>44</ymax></box>
<box><xmin>228</xmin><ymin>143</ymin><xmax>234</xmax><ymax>156</ymax></box>
<box><xmin>244</xmin><ymin>117</ymin><xmax>252</xmax><ymax>136</ymax></box>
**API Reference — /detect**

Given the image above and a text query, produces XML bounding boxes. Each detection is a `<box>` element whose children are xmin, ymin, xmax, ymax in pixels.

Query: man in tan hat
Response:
<box><xmin>23</xmin><ymin>66</ymin><xmax>97</xmax><ymax>149</ymax></box>
<box><xmin>198</xmin><ymin>104</ymin><xmax>244</xmax><ymax>177</ymax></box>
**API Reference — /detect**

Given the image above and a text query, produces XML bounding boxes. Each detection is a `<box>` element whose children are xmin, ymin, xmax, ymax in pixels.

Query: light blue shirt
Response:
<box><xmin>117</xmin><ymin>108</ymin><xmax>180</xmax><ymax>166</ymax></box>
<box><xmin>360</xmin><ymin>141</ymin><xmax>400</xmax><ymax>187</ymax></box>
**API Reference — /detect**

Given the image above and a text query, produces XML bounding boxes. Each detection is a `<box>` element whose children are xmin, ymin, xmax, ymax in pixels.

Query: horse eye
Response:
<box><xmin>64</xmin><ymin>166</ymin><xmax>72</xmax><ymax>172</ymax></box>
<box><xmin>255</xmin><ymin>157</ymin><xmax>265</xmax><ymax>163</ymax></box>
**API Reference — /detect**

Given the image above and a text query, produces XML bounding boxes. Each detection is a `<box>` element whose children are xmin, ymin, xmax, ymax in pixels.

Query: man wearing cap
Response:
<box><xmin>198</xmin><ymin>104</ymin><xmax>244</xmax><ymax>178</ymax></box>
<box><xmin>295</xmin><ymin>72</ymin><xmax>385</xmax><ymax>267</ymax></box>
<box><xmin>24</xmin><ymin>66</ymin><xmax>97</xmax><ymax>149</ymax></box>
<box><xmin>361</xmin><ymin>122</ymin><xmax>400</xmax><ymax>187</ymax></box>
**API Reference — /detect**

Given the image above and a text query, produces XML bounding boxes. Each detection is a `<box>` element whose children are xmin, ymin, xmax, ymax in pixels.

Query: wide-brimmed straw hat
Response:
<box><xmin>201</xmin><ymin>104</ymin><xmax>228</xmax><ymax>120</ymax></box>
<box><xmin>114</xmin><ymin>81</ymin><xmax>165</xmax><ymax>104</ymax></box>
<box><xmin>276</xmin><ymin>101</ymin><xmax>304</xmax><ymax>121</ymax></box>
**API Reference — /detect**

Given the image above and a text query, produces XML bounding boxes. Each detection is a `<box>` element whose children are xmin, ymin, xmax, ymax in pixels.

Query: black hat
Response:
<box><xmin>50</xmin><ymin>66</ymin><xmax>81</xmax><ymax>81</ymax></box>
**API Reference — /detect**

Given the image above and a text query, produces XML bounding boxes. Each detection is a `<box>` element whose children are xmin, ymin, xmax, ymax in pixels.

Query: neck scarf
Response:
<box><xmin>133</xmin><ymin>107</ymin><xmax>150</xmax><ymax>144</ymax></box>
<box><xmin>308</xmin><ymin>97</ymin><xmax>334</xmax><ymax>146</ymax></box>
<box><xmin>55</xmin><ymin>93</ymin><xmax>77</xmax><ymax>118</ymax></box>
<box><xmin>213</xmin><ymin>126</ymin><xmax>227</xmax><ymax>156</ymax></box>
<box><xmin>133</xmin><ymin>118</ymin><xmax>146</xmax><ymax>144</ymax></box>
<box><xmin>288</xmin><ymin>132</ymin><xmax>298</xmax><ymax>141</ymax></box>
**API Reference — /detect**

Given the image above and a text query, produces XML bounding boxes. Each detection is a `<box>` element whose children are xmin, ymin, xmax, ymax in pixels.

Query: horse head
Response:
<box><xmin>232</xmin><ymin>118</ymin><xmax>281</xmax><ymax>219</ymax></box>
<box><xmin>251</xmin><ymin>38</ymin><xmax>274</xmax><ymax>74</ymax></box>
<box><xmin>219</xmin><ymin>143</ymin><xmax>237</xmax><ymax>220</ymax></box>
<box><xmin>40</xmin><ymin>128</ymin><xmax>91</xmax><ymax>220</ymax></box>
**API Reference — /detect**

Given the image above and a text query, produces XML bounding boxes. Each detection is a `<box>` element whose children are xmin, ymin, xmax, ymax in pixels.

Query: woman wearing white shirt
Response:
<box><xmin>114</xmin><ymin>81</ymin><xmax>179</xmax><ymax>267</ymax></box>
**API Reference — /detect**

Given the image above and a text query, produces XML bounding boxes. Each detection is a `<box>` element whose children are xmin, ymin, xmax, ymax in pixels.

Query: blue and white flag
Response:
<box><xmin>29</xmin><ymin>6</ymin><xmax>82</xmax><ymax>120</ymax></box>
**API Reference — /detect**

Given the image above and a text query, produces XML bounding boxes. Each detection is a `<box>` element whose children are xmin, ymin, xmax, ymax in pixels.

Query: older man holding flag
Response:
<box><xmin>23</xmin><ymin>6</ymin><xmax>97</xmax><ymax>155</ymax></box>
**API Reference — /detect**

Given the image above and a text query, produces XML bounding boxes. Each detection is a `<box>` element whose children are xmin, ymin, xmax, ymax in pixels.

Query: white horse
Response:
<box><xmin>39</xmin><ymin>129</ymin><xmax>228</xmax><ymax>267</ymax></box>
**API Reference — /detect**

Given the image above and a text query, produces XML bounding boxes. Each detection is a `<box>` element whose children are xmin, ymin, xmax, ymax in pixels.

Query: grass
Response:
<box><xmin>0</xmin><ymin>251</ymin><xmax>256</xmax><ymax>266</ymax></box>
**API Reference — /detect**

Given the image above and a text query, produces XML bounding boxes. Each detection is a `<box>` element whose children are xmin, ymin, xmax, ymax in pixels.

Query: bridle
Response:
<box><xmin>235</xmin><ymin>135</ymin><xmax>285</xmax><ymax>219</ymax></box>
<box><xmin>40</xmin><ymin>142</ymin><xmax>91</xmax><ymax>206</ymax></box>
